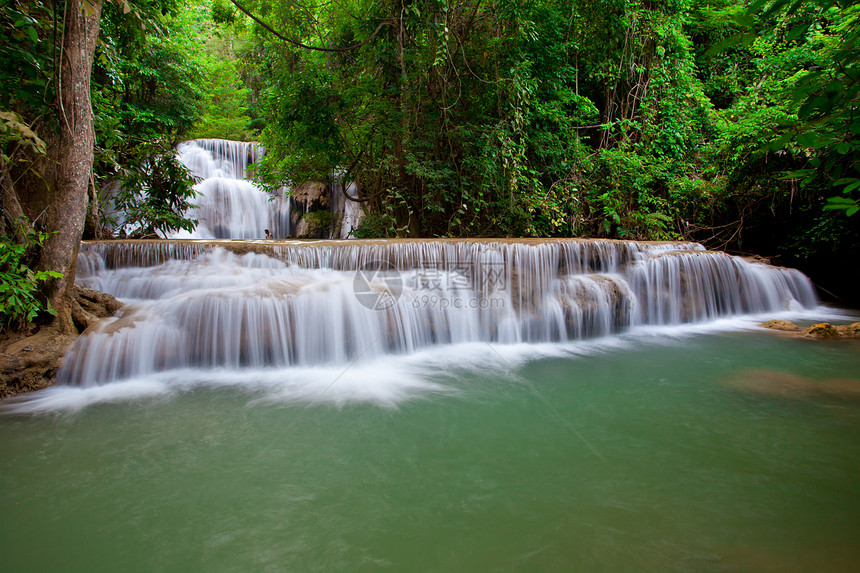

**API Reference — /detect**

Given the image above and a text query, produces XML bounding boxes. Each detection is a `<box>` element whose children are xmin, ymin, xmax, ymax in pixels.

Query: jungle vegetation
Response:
<box><xmin>0</xmin><ymin>0</ymin><xmax>858</xmax><ymax>331</ymax></box>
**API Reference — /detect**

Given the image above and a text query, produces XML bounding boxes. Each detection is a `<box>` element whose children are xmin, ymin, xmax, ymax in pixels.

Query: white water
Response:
<box><xmin>174</xmin><ymin>139</ymin><xmax>363</xmax><ymax>239</ymax></box>
<box><xmin>174</xmin><ymin>139</ymin><xmax>292</xmax><ymax>239</ymax></box>
<box><xmin>62</xmin><ymin>239</ymin><xmax>820</xmax><ymax>391</ymax></box>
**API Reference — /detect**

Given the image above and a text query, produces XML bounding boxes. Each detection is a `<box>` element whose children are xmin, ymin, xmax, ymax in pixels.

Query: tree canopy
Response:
<box><xmin>1</xmin><ymin>0</ymin><xmax>858</xmax><ymax>331</ymax></box>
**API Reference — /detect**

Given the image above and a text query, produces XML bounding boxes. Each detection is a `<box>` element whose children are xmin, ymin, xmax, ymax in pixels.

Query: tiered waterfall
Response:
<box><xmin>65</xmin><ymin>238</ymin><xmax>817</xmax><ymax>385</ymax></box>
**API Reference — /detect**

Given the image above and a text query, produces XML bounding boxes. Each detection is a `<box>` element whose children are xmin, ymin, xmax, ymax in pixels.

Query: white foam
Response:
<box><xmin>7</xmin><ymin>306</ymin><xmax>851</xmax><ymax>415</ymax></box>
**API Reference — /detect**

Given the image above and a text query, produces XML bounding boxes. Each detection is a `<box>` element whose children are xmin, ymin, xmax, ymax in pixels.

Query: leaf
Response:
<box><xmin>785</xmin><ymin>23</ymin><xmax>809</xmax><ymax>42</ymax></box>
<box><xmin>840</xmin><ymin>180</ymin><xmax>860</xmax><ymax>194</ymax></box>
<box><xmin>824</xmin><ymin>196</ymin><xmax>858</xmax><ymax>216</ymax></box>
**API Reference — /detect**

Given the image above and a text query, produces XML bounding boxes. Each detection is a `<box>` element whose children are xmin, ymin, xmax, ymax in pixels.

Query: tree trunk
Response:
<box><xmin>37</xmin><ymin>0</ymin><xmax>102</xmax><ymax>332</ymax></box>
<box><xmin>1</xmin><ymin>159</ymin><xmax>26</xmax><ymax>239</ymax></box>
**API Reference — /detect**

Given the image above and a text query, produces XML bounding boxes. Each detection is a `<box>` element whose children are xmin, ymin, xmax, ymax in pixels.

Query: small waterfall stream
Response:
<box><xmin>67</xmin><ymin>238</ymin><xmax>818</xmax><ymax>386</ymax></box>
<box><xmin>174</xmin><ymin>138</ymin><xmax>364</xmax><ymax>239</ymax></box>
<box><xmin>174</xmin><ymin>139</ymin><xmax>293</xmax><ymax>239</ymax></box>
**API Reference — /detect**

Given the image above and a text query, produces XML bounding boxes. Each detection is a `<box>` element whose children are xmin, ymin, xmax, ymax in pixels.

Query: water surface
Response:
<box><xmin>2</xmin><ymin>329</ymin><xmax>859</xmax><ymax>572</ymax></box>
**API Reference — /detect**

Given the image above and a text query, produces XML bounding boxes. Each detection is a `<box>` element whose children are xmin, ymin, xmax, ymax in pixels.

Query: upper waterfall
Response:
<box><xmin>65</xmin><ymin>239</ymin><xmax>819</xmax><ymax>387</ymax></box>
<box><xmin>174</xmin><ymin>139</ymin><xmax>363</xmax><ymax>240</ymax></box>
<box><xmin>174</xmin><ymin>139</ymin><xmax>291</xmax><ymax>239</ymax></box>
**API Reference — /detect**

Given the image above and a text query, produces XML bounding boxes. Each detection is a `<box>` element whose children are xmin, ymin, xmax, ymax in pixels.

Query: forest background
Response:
<box><xmin>1</xmin><ymin>0</ymin><xmax>858</xmax><ymax>333</ymax></box>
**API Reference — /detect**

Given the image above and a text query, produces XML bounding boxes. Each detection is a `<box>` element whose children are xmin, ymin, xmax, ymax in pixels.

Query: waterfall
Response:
<box><xmin>174</xmin><ymin>139</ymin><xmax>362</xmax><ymax>240</ymax></box>
<box><xmin>174</xmin><ymin>139</ymin><xmax>292</xmax><ymax>239</ymax></box>
<box><xmin>64</xmin><ymin>239</ymin><xmax>818</xmax><ymax>386</ymax></box>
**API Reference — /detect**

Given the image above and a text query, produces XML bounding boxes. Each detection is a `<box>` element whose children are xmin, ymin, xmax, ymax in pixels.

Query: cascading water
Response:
<box><xmin>63</xmin><ymin>239</ymin><xmax>818</xmax><ymax>386</ymax></box>
<box><xmin>174</xmin><ymin>139</ymin><xmax>363</xmax><ymax>239</ymax></box>
<box><xmin>174</xmin><ymin>139</ymin><xmax>293</xmax><ymax>239</ymax></box>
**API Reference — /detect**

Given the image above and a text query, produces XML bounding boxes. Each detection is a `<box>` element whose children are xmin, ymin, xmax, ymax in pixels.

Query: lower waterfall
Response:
<box><xmin>63</xmin><ymin>238</ymin><xmax>818</xmax><ymax>387</ymax></box>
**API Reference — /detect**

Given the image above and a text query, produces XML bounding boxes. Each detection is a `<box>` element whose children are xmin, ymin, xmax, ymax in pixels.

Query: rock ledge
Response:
<box><xmin>759</xmin><ymin>320</ymin><xmax>860</xmax><ymax>339</ymax></box>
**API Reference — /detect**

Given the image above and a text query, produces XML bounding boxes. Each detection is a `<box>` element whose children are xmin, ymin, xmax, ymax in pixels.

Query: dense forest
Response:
<box><xmin>1</xmin><ymin>0</ymin><xmax>858</xmax><ymax>333</ymax></box>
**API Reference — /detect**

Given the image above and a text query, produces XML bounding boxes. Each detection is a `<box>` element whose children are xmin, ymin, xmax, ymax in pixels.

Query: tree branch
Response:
<box><xmin>229</xmin><ymin>0</ymin><xmax>389</xmax><ymax>52</ymax></box>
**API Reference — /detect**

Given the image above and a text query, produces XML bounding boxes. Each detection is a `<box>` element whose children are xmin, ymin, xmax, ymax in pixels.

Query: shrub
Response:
<box><xmin>0</xmin><ymin>221</ymin><xmax>62</xmax><ymax>332</ymax></box>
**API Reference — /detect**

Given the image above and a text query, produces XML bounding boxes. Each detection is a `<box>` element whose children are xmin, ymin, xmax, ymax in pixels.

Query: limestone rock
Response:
<box><xmin>759</xmin><ymin>320</ymin><xmax>800</xmax><ymax>332</ymax></box>
<box><xmin>292</xmin><ymin>182</ymin><xmax>329</xmax><ymax>209</ymax></box>
<box><xmin>72</xmin><ymin>285</ymin><xmax>124</xmax><ymax>331</ymax></box>
<box><xmin>803</xmin><ymin>322</ymin><xmax>839</xmax><ymax>338</ymax></box>
<box><xmin>0</xmin><ymin>327</ymin><xmax>78</xmax><ymax>398</ymax></box>
<box><xmin>0</xmin><ymin>287</ymin><xmax>123</xmax><ymax>398</ymax></box>
<box><xmin>834</xmin><ymin>322</ymin><xmax>860</xmax><ymax>337</ymax></box>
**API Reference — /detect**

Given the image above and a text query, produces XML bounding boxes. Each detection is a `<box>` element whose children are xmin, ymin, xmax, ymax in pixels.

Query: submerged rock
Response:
<box><xmin>726</xmin><ymin>368</ymin><xmax>860</xmax><ymax>400</ymax></box>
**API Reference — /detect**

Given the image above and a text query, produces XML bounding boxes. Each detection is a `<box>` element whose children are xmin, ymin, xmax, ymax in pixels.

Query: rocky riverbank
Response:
<box><xmin>0</xmin><ymin>286</ymin><xmax>122</xmax><ymax>398</ymax></box>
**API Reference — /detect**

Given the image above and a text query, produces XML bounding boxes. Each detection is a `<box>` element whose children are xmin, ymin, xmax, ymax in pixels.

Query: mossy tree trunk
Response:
<box><xmin>15</xmin><ymin>0</ymin><xmax>103</xmax><ymax>333</ymax></box>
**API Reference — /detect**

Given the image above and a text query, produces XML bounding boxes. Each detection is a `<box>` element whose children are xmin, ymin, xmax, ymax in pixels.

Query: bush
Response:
<box><xmin>0</xmin><ymin>222</ymin><xmax>62</xmax><ymax>332</ymax></box>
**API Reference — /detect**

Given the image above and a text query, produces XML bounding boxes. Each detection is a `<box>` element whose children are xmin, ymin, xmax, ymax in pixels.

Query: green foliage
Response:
<box><xmin>5</xmin><ymin>0</ymin><xmax>856</xmax><ymax>298</ymax></box>
<box><xmin>690</xmin><ymin>0</ymin><xmax>859</xmax><ymax>263</ymax></box>
<box><xmin>211</xmin><ymin>0</ymin><xmax>236</xmax><ymax>25</ymax></box>
<box><xmin>0</xmin><ymin>221</ymin><xmax>62</xmax><ymax>332</ymax></box>
<box><xmin>111</xmin><ymin>140</ymin><xmax>200</xmax><ymax>238</ymax></box>
<box><xmin>349</xmin><ymin>189</ymin><xmax>413</xmax><ymax>238</ymax></box>
<box><xmin>89</xmin><ymin>0</ymin><xmax>209</xmax><ymax>237</ymax></box>
<box><xmin>0</xmin><ymin>110</ymin><xmax>46</xmax><ymax>157</ymax></box>
<box><xmin>184</xmin><ymin>1</ymin><xmax>259</xmax><ymax>141</ymax></box>
<box><xmin>93</xmin><ymin>0</ymin><xmax>205</xmax><ymax>144</ymax></box>
<box><xmin>246</xmin><ymin>0</ymin><xmax>712</xmax><ymax>240</ymax></box>
<box><xmin>298</xmin><ymin>209</ymin><xmax>339</xmax><ymax>237</ymax></box>
<box><xmin>0</xmin><ymin>0</ymin><xmax>54</xmax><ymax>119</ymax></box>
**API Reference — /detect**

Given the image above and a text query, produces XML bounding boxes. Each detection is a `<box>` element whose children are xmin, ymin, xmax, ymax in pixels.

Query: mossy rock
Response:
<box><xmin>804</xmin><ymin>322</ymin><xmax>839</xmax><ymax>338</ymax></box>
<box><xmin>835</xmin><ymin>322</ymin><xmax>860</xmax><ymax>338</ymax></box>
<box><xmin>759</xmin><ymin>320</ymin><xmax>800</xmax><ymax>332</ymax></box>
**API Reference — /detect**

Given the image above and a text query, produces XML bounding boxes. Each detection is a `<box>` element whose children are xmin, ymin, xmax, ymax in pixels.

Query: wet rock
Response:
<box><xmin>0</xmin><ymin>327</ymin><xmax>78</xmax><ymax>398</ymax></box>
<box><xmin>72</xmin><ymin>285</ymin><xmax>124</xmax><ymax>332</ymax></box>
<box><xmin>803</xmin><ymin>322</ymin><xmax>839</xmax><ymax>338</ymax></box>
<box><xmin>1</xmin><ymin>287</ymin><xmax>124</xmax><ymax>398</ymax></box>
<box><xmin>292</xmin><ymin>182</ymin><xmax>329</xmax><ymax>210</ymax></box>
<box><xmin>759</xmin><ymin>320</ymin><xmax>800</xmax><ymax>331</ymax></box>
<box><xmin>742</xmin><ymin>254</ymin><xmax>772</xmax><ymax>265</ymax></box>
<box><xmin>291</xmin><ymin>182</ymin><xmax>332</xmax><ymax>238</ymax></box>
<box><xmin>835</xmin><ymin>322</ymin><xmax>860</xmax><ymax>338</ymax></box>
<box><xmin>296</xmin><ymin>211</ymin><xmax>337</xmax><ymax>239</ymax></box>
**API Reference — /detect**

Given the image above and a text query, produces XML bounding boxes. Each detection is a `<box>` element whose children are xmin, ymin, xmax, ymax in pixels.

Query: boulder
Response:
<box><xmin>835</xmin><ymin>322</ymin><xmax>860</xmax><ymax>338</ymax></box>
<box><xmin>803</xmin><ymin>322</ymin><xmax>839</xmax><ymax>338</ymax></box>
<box><xmin>759</xmin><ymin>320</ymin><xmax>800</xmax><ymax>331</ymax></box>
<box><xmin>0</xmin><ymin>327</ymin><xmax>77</xmax><ymax>397</ymax></box>
<box><xmin>292</xmin><ymin>182</ymin><xmax>329</xmax><ymax>210</ymax></box>
<box><xmin>291</xmin><ymin>182</ymin><xmax>331</xmax><ymax>238</ymax></box>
